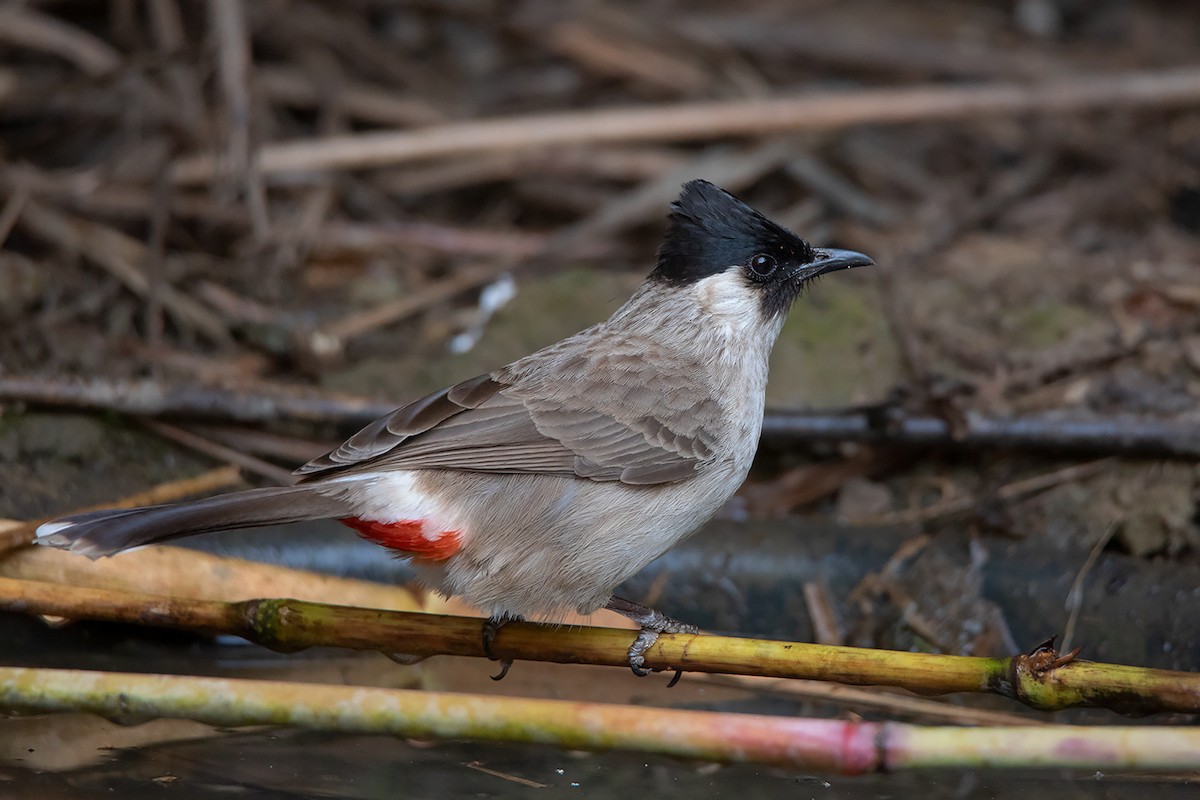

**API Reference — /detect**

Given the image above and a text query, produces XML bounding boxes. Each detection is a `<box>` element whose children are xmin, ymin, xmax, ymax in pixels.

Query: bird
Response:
<box><xmin>36</xmin><ymin>180</ymin><xmax>873</xmax><ymax>679</ymax></box>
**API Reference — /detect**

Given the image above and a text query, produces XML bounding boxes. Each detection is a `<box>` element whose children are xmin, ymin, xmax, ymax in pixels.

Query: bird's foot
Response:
<box><xmin>482</xmin><ymin>614</ymin><xmax>522</xmax><ymax>681</ymax></box>
<box><xmin>605</xmin><ymin>596</ymin><xmax>698</xmax><ymax>685</ymax></box>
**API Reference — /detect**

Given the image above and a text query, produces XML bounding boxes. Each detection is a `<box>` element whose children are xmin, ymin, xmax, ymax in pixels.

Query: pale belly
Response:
<box><xmin>322</xmin><ymin>465</ymin><xmax>746</xmax><ymax>620</ymax></box>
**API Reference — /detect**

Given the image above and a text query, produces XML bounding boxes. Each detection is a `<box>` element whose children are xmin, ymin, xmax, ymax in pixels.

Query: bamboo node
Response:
<box><xmin>240</xmin><ymin>597</ymin><xmax>309</xmax><ymax>654</ymax></box>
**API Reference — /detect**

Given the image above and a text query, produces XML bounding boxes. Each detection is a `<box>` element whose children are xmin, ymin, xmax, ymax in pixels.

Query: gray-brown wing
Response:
<box><xmin>293</xmin><ymin>371</ymin><xmax>713</xmax><ymax>485</ymax></box>
<box><xmin>293</xmin><ymin>372</ymin><xmax>504</xmax><ymax>478</ymax></box>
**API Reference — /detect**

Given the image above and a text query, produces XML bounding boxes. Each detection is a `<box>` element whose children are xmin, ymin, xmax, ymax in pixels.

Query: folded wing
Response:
<box><xmin>295</xmin><ymin>356</ymin><xmax>717</xmax><ymax>486</ymax></box>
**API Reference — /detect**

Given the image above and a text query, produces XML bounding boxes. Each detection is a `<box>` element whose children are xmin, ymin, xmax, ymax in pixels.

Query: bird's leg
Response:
<box><xmin>482</xmin><ymin>614</ymin><xmax>522</xmax><ymax>681</ymax></box>
<box><xmin>605</xmin><ymin>596</ymin><xmax>697</xmax><ymax>683</ymax></box>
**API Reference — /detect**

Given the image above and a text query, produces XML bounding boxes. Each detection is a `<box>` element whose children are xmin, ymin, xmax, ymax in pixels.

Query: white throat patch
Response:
<box><xmin>693</xmin><ymin>270</ymin><xmax>778</xmax><ymax>337</ymax></box>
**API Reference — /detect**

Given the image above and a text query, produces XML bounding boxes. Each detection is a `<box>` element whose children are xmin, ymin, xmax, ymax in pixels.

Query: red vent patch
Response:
<box><xmin>339</xmin><ymin>517</ymin><xmax>463</xmax><ymax>562</ymax></box>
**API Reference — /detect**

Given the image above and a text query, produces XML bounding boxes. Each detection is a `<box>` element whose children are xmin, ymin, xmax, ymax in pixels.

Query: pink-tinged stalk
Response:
<box><xmin>894</xmin><ymin>726</ymin><xmax>1200</xmax><ymax>771</ymax></box>
<box><xmin>3</xmin><ymin>668</ymin><xmax>1200</xmax><ymax>773</ymax></box>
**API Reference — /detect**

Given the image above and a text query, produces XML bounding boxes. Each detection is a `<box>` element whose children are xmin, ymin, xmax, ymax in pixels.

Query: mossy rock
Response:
<box><xmin>767</xmin><ymin>277</ymin><xmax>898</xmax><ymax>407</ymax></box>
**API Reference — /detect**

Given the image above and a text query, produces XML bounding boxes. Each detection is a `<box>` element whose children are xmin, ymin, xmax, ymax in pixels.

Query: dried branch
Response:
<box><xmin>0</xmin><ymin>548</ymin><xmax>418</xmax><ymax>611</ymax></box>
<box><xmin>256</xmin><ymin>65</ymin><xmax>446</xmax><ymax>128</ymax></box>
<box><xmin>0</xmin><ymin>6</ymin><xmax>121</xmax><ymax>76</ymax></box>
<box><xmin>313</xmin><ymin>220</ymin><xmax>550</xmax><ymax>260</ymax></box>
<box><xmin>318</xmin><ymin>263</ymin><xmax>513</xmax><ymax>346</ymax></box>
<box><xmin>209</xmin><ymin>0</ymin><xmax>269</xmax><ymax>238</ymax></box>
<box><xmin>547</xmin><ymin>20</ymin><xmax>709</xmax><ymax>94</ymax></box>
<box><xmin>15</xmin><ymin>202</ymin><xmax>231</xmax><ymax>344</ymax></box>
<box><xmin>0</xmin><ymin>374</ymin><xmax>393</xmax><ymax>425</ymax></box>
<box><xmin>137</xmin><ymin>418</ymin><xmax>296</xmax><ymax>485</ymax></box>
<box><xmin>376</xmin><ymin>146</ymin><xmax>683</xmax><ymax>195</ymax></box>
<box><xmin>761</xmin><ymin>409</ymin><xmax>1200</xmax><ymax>458</ymax></box>
<box><xmin>845</xmin><ymin>459</ymin><xmax>1114</xmax><ymax>527</ymax></box>
<box><xmin>171</xmin><ymin>69</ymin><xmax>1200</xmax><ymax>182</ymax></box>
<box><xmin>3</xmin><ymin>374</ymin><xmax>1199</xmax><ymax>459</ymax></box>
<box><xmin>1061</xmin><ymin>522</ymin><xmax>1120</xmax><ymax>653</ymax></box>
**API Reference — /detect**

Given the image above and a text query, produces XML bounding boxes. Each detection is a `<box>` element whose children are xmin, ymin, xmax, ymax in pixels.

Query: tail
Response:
<box><xmin>34</xmin><ymin>486</ymin><xmax>350</xmax><ymax>559</ymax></box>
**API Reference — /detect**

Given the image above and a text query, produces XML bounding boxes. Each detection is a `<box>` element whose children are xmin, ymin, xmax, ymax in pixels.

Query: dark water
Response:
<box><xmin>6</xmin><ymin>727</ymin><xmax>1198</xmax><ymax>800</ymax></box>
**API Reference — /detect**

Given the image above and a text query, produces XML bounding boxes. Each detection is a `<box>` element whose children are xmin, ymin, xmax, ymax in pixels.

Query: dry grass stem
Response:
<box><xmin>172</xmin><ymin>69</ymin><xmax>1200</xmax><ymax>182</ymax></box>
<box><xmin>0</xmin><ymin>6</ymin><xmax>121</xmax><ymax>76</ymax></box>
<box><xmin>0</xmin><ymin>550</ymin><xmax>418</xmax><ymax>611</ymax></box>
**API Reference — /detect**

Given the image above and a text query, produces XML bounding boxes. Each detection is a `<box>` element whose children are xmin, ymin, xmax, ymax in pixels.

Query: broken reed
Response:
<box><xmin>1</xmin><ymin>576</ymin><xmax>1197</xmax><ymax>716</ymax></box>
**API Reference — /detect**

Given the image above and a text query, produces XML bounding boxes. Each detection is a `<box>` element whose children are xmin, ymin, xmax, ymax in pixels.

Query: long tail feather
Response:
<box><xmin>34</xmin><ymin>486</ymin><xmax>349</xmax><ymax>559</ymax></box>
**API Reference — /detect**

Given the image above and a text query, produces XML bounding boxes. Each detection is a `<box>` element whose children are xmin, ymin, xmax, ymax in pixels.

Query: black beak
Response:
<box><xmin>794</xmin><ymin>248</ymin><xmax>874</xmax><ymax>280</ymax></box>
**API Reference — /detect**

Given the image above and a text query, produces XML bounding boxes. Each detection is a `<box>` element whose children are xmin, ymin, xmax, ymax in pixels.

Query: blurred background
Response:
<box><xmin>1</xmin><ymin>1</ymin><xmax>1199</xmax><ymax>796</ymax></box>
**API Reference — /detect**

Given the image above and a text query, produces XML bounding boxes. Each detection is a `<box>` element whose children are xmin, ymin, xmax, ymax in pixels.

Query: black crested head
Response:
<box><xmin>650</xmin><ymin>180</ymin><xmax>815</xmax><ymax>287</ymax></box>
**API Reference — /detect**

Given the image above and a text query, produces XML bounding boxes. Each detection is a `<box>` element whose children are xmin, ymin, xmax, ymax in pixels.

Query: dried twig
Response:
<box><xmin>184</xmin><ymin>423</ymin><xmax>331</xmax><ymax>465</ymax></box>
<box><xmin>875</xmin><ymin>153</ymin><xmax>1055</xmax><ymax>397</ymax></box>
<box><xmin>0</xmin><ymin>180</ymin><xmax>29</xmax><ymax>248</ymax></box>
<box><xmin>377</xmin><ymin>146</ymin><xmax>683</xmax><ymax>195</ymax></box>
<box><xmin>548</xmin><ymin>139</ymin><xmax>798</xmax><ymax>254</ymax></box>
<box><xmin>0</xmin><ymin>6</ymin><xmax>121</xmax><ymax>76</ymax></box>
<box><xmin>210</xmin><ymin>0</ymin><xmax>268</xmax><ymax>238</ymax></box>
<box><xmin>15</xmin><ymin>202</ymin><xmax>231</xmax><ymax>344</ymax></box>
<box><xmin>137</xmin><ymin>419</ymin><xmax>296</xmax><ymax>485</ymax></box>
<box><xmin>761</xmin><ymin>410</ymin><xmax>1200</xmax><ymax>459</ymax></box>
<box><xmin>172</xmin><ymin>69</ymin><xmax>1200</xmax><ymax>182</ymax></box>
<box><xmin>844</xmin><ymin>459</ymin><xmax>1114</xmax><ymax>527</ymax></box>
<box><xmin>802</xmin><ymin>580</ymin><xmax>844</xmax><ymax>646</ymax></box>
<box><xmin>784</xmin><ymin>154</ymin><xmax>895</xmax><ymax>227</ymax></box>
<box><xmin>0</xmin><ymin>374</ymin><xmax>394</xmax><ymax>425</ymax></box>
<box><xmin>677</xmin><ymin>14</ymin><xmax>1067</xmax><ymax>80</ymax></box>
<box><xmin>143</xmin><ymin>170</ymin><xmax>172</xmax><ymax>359</ymax></box>
<box><xmin>4</xmin><ymin>170</ymin><xmax>245</xmax><ymax>228</ymax></box>
<box><xmin>5</xmin><ymin>375</ymin><xmax>1200</xmax><ymax>459</ymax></box>
<box><xmin>313</xmin><ymin>220</ymin><xmax>550</xmax><ymax>260</ymax></box>
<box><xmin>548</xmin><ymin>19</ymin><xmax>709</xmax><ymax>95</ymax></box>
<box><xmin>319</xmin><ymin>263</ymin><xmax>514</xmax><ymax>346</ymax></box>
<box><xmin>1061</xmin><ymin>522</ymin><xmax>1120</xmax><ymax>653</ymax></box>
<box><xmin>256</xmin><ymin>65</ymin><xmax>446</xmax><ymax>128</ymax></box>
<box><xmin>147</xmin><ymin>0</ymin><xmax>207</xmax><ymax>141</ymax></box>
<box><xmin>0</xmin><ymin>551</ymin><xmax>418</xmax><ymax>611</ymax></box>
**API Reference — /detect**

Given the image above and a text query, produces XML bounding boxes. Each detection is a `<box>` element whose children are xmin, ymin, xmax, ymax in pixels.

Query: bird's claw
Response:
<box><xmin>482</xmin><ymin>614</ymin><xmax>521</xmax><ymax>681</ymax></box>
<box><xmin>490</xmin><ymin>659</ymin><xmax>513</xmax><ymax>681</ymax></box>
<box><xmin>605</xmin><ymin>596</ymin><xmax>697</xmax><ymax>685</ymax></box>
<box><xmin>627</xmin><ymin>628</ymin><xmax>659</xmax><ymax>677</ymax></box>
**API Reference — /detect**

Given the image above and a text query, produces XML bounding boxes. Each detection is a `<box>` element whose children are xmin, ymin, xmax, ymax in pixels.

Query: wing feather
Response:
<box><xmin>295</xmin><ymin>335</ymin><xmax>720</xmax><ymax>485</ymax></box>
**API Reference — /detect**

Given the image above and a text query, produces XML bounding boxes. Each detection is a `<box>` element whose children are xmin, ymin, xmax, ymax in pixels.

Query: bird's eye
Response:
<box><xmin>748</xmin><ymin>253</ymin><xmax>777</xmax><ymax>278</ymax></box>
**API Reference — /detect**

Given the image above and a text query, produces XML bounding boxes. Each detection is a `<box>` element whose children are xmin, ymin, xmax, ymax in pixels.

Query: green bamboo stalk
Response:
<box><xmin>1</xmin><ymin>667</ymin><xmax>1197</xmax><ymax>773</ymax></box>
<box><xmin>2</xmin><ymin>576</ymin><xmax>1198</xmax><ymax>715</ymax></box>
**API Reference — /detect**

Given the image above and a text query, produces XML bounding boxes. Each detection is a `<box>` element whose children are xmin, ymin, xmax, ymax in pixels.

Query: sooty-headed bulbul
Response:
<box><xmin>37</xmin><ymin>180</ymin><xmax>873</xmax><ymax>678</ymax></box>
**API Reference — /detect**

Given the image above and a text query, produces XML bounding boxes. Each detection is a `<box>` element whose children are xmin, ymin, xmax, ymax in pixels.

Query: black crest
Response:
<box><xmin>650</xmin><ymin>180</ymin><xmax>814</xmax><ymax>286</ymax></box>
